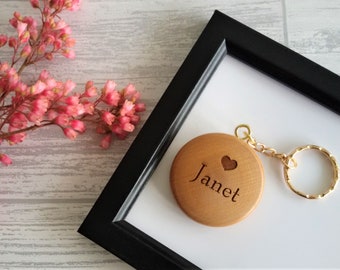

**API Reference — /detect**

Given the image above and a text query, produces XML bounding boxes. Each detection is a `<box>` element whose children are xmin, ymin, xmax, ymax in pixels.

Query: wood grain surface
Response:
<box><xmin>0</xmin><ymin>0</ymin><xmax>339</xmax><ymax>269</ymax></box>
<box><xmin>170</xmin><ymin>134</ymin><xmax>264</xmax><ymax>227</ymax></box>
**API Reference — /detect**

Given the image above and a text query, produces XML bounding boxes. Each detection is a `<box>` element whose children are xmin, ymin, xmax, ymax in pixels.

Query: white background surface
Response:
<box><xmin>126</xmin><ymin>54</ymin><xmax>340</xmax><ymax>269</ymax></box>
<box><xmin>1</xmin><ymin>0</ymin><xmax>340</xmax><ymax>269</ymax></box>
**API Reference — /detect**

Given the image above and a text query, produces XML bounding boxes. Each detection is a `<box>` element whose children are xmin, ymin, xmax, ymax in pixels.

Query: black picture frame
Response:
<box><xmin>78</xmin><ymin>10</ymin><xmax>340</xmax><ymax>270</ymax></box>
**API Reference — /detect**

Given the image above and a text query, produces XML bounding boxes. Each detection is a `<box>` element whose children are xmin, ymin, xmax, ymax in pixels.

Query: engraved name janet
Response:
<box><xmin>189</xmin><ymin>159</ymin><xmax>240</xmax><ymax>202</ymax></box>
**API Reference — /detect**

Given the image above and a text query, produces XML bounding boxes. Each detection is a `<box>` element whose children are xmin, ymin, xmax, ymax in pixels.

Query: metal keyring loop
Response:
<box><xmin>283</xmin><ymin>145</ymin><xmax>339</xmax><ymax>199</ymax></box>
<box><xmin>234</xmin><ymin>124</ymin><xmax>252</xmax><ymax>140</ymax></box>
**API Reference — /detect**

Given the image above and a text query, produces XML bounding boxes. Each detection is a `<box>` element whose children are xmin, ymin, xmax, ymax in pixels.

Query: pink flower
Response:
<box><xmin>27</xmin><ymin>112</ymin><xmax>42</xmax><ymax>125</ymax></box>
<box><xmin>30</xmin><ymin>0</ymin><xmax>40</xmax><ymax>8</ymax></box>
<box><xmin>83</xmin><ymin>81</ymin><xmax>97</xmax><ymax>97</ymax></box>
<box><xmin>118</xmin><ymin>116</ymin><xmax>135</xmax><ymax>132</ymax></box>
<box><xmin>9</xmin><ymin>17</ymin><xmax>18</xmax><ymax>28</ymax></box>
<box><xmin>19</xmin><ymin>31</ymin><xmax>30</xmax><ymax>43</ymax></box>
<box><xmin>65</xmin><ymin>95</ymin><xmax>80</xmax><ymax>105</ymax></box>
<box><xmin>23</xmin><ymin>16</ymin><xmax>38</xmax><ymax>40</ymax></box>
<box><xmin>64</xmin><ymin>104</ymin><xmax>85</xmax><ymax>117</ymax></box>
<box><xmin>31</xmin><ymin>97</ymin><xmax>49</xmax><ymax>115</ymax></box>
<box><xmin>100</xmin><ymin>134</ymin><xmax>112</xmax><ymax>149</ymax></box>
<box><xmin>8</xmin><ymin>132</ymin><xmax>26</xmax><ymax>144</ymax></box>
<box><xmin>63</xmin><ymin>127</ymin><xmax>78</xmax><ymax>139</ymax></box>
<box><xmin>65</xmin><ymin>38</ymin><xmax>75</xmax><ymax>47</ymax></box>
<box><xmin>54</xmin><ymin>114</ymin><xmax>70</xmax><ymax>126</ymax></box>
<box><xmin>55</xmin><ymin>20</ymin><xmax>67</xmax><ymax>30</ymax></box>
<box><xmin>0</xmin><ymin>62</ymin><xmax>9</xmax><ymax>72</ymax></box>
<box><xmin>103</xmin><ymin>80</ymin><xmax>117</xmax><ymax>93</ymax></box>
<box><xmin>82</xmin><ymin>101</ymin><xmax>94</xmax><ymax>115</ymax></box>
<box><xmin>9</xmin><ymin>112</ymin><xmax>27</xmax><ymax>129</ymax></box>
<box><xmin>20</xmin><ymin>44</ymin><xmax>32</xmax><ymax>57</ymax></box>
<box><xmin>8</xmin><ymin>37</ymin><xmax>18</xmax><ymax>49</ymax></box>
<box><xmin>7</xmin><ymin>68</ymin><xmax>19</xmax><ymax>89</ymax></box>
<box><xmin>101</xmin><ymin>111</ymin><xmax>115</xmax><ymax>125</ymax></box>
<box><xmin>123</xmin><ymin>84</ymin><xmax>140</xmax><ymax>101</ymax></box>
<box><xmin>122</xmin><ymin>122</ymin><xmax>135</xmax><ymax>132</ymax></box>
<box><xmin>61</xmin><ymin>25</ymin><xmax>72</xmax><ymax>35</ymax></box>
<box><xmin>0</xmin><ymin>154</ymin><xmax>12</xmax><ymax>166</ymax></box>
<box><xmin>111</xmin><ymin>124</ymin><xmax>129</xmax><ymax>139</ymax></box>
<box><xmin>118</xmin><ymin>115</ymin><xmax>130</xmax><ymax>125</ymax></box>
<box><xmin>53</xmin><ymin>82</ymin><xmax>66</xmax><ymax>97</ymax></box>
<box><xmin>63</xmin><ymin>80</ymin><xmax>76</xmax><ymax>95</ymax></box>
<box><xmin>13</xmin><ymin>11</ymin><xmax>22</xmax><ymax>20</ymax></box>
<box><xmin>51</xmin><ymin>0</ymin><xmax>81</xmax><ymax>11</ymax></box>
<box><xmin>16</xmin><ymin>21</ymin><xmax>28</xmax><ymax>37</ymax></box>
<box><xmin>135</xmin><ymin>102</ymin><xmax>146</xmax><ymax>112</ymax></box>
<box><xmin>101</xmin><ymin>81</ymin><xmax>120</xmax><ymax>106</ymax></box>
<box><xmin>53</xmin><ymin>39</ymin><xmax>63</xmax><ymax>50</ymax></box>
<box><xmin>16</xmin><ymin>21</ymin><xmax>27</xmax><ymax>37</ymax></box>
<box><xmin>70</xmin><ymin>120</ymin><xmax>85</xmax><ymax>133</ymax></box>
<box><xmin>44</xmin><ymin>34</ymin><xmax>55</xmax><ymax>45</ymax></box>
<box><xmin>37</xmin><ymin>43</ymin><xmax>46</xmax><ymax>54</ymax></box>
<box><xmin>120</xmin><ymin>100</ymin><xmax>135</xmax><ymax>116</ymax></box>
<box><xmin>44</xmin><ymin>78</ymin><xmax>57</xmax><ymax>91</ymax></box>
<box><xmin>30</xmin><ymin>80</ymin><xmax>46</xmax><ymax>95</ymax></box>
<box><xmin>13</xmin><ymin>81</ymin><xmax>28</xmax><ymax>96</ymax></box>
<box><xmin>129</xmin><ymin>114</ymin><xmax>140</xmax><ymax>124</ymax></box>
<box><xmin>84</xmin><ymin>86</ymin><xmax>97</xmax><ymax>97</ymax></box>
<box><xmin>0</xmin><ymin>34</ymin><xmax>7</xmax><ymax>47</ymax></box>
<box><xmin>111</xmin><ymin>124</ymin><xmax>123</xmax><ymax>135</ymax></box>
<box><xmin>62</xmin><ymin>49</ymin><xmax>75</xmax><ymax>59</ymax></box>
<box><xmin>103</xmin><ymin>90</ymin><xmax>120</xmax><ymax>106</ymax></box>
<box><xmin>39</xmin><ymin>70</ymin><xmax>49</xmax><ymax>81</ymax></box>
<box><xmin>47</xmin><ymin>110</ymin><xmax>58</xmax><ymax>120</ymax></box>
<box><xmin>68</xmin><ymin>0</ymin><xmax>82</xmax><ymax>11</ymax></box>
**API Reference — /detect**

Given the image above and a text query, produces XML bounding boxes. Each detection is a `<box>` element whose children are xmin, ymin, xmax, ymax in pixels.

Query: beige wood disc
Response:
<box><xmin>170</xmin><ymin>133</ymin><xmax>264</xmax><ymax>226</ymax></box>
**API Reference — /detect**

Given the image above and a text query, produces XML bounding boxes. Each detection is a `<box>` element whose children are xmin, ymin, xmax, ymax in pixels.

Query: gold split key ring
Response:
<box><xmin>235</xmin><ymin>124</ymin><xmax>339</xmax><ymax>199</ymax></box>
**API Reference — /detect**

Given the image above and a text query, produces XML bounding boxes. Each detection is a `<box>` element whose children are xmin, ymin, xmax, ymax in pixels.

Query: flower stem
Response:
<box><xmin>0</xmin><ymin>122</ymin><xmax>53</xmax><ymax>139</ymax></box>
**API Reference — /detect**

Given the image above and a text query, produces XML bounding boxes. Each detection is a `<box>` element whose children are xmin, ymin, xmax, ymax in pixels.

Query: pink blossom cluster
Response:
<box><xmin>0</xmin><ymin>0</ymin><xmax>145</xmax><ymax>166</ymax></box>
<box><xmin>0</xmin><ymin>63</ymin><xmax>145</xmax><ymax>165</ymax></box>
<box><xmin>94</xmin><ymin>81</ymin><xmax>146</xmax><ymax>148</ymax></box>
<box><xmin>0</xmin><ymin>0</ymin><xmax>79</xmax><ymax>72</ymax></box>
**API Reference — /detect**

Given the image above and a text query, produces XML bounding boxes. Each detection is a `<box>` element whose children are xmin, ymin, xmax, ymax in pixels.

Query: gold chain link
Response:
<box><xmin>235</xmin><ymin>124</ymin><xmax>297</xmax><ymax>169</ymax></box>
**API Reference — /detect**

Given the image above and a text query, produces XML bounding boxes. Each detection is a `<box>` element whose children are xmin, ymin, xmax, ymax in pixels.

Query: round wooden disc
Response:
<box><xmin>170</xmin><ymin>133</ymin><xmax>264</xmax><ymax>226</ymax></box>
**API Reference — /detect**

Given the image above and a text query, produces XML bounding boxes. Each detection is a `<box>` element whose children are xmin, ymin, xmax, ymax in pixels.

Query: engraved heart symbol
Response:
<box><xmin>221</xmin><ymin>155</ymin><xmax>237</xmax><ymax>170</ymax></box>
